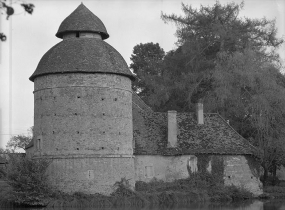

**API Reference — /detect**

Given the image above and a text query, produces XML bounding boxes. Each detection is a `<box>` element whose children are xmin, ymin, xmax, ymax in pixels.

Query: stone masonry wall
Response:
<box><xmin>32</xmin><ymin>73</ymin><xmax>134</xmax><ymax>194</ymax></box>
<box><xmin>135</xmin><ymin>155</ymin><xmax>192</xmax><ymax>182</ymax></box>
<box><xmin>135</xmin><ymin>154</ymin><xmax>262</xmax><ymax>196</ymax></box>
<box><xmin>33</xmin><ymin>73</ymin><xmax>133</xmax><ymax>156</ymax></box>
<box><xmin>46</xmin><ymin>156</ymin><xmax>135</xmax><ymax>195</ymax></box>
<box><xmin>223</xmin><ymin>155</ymin><xmax>263</xmax><ymax>196</ymax></box>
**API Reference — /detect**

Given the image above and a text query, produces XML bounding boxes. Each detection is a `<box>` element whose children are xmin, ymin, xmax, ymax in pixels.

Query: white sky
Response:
<box><xmin>0</xmin><ymin>0</ymin><xmax>284</xmax><ymax>149</ymax></box>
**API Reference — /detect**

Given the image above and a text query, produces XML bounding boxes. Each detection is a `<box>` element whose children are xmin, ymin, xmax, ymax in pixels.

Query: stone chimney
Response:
<box><xmin>168</xmin><ymin>110</ymin><xmax>177</xmax><ymax>147</ymax></box>
<box><xmin>197</xmin><ymin>100</ymin><xmax>204</xmax><ymax>124</ymax></box>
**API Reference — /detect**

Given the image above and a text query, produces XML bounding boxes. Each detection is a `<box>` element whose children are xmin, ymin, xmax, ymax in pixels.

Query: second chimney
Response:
<box><xmin>197</xmin><ymin>100</ymin><xmax>204</xmax><ymax>124</ymax></box>
<box><xmin>168</xmin><ymin>110</ymin><xmax>177</xmax><ymax>147</ymax></box>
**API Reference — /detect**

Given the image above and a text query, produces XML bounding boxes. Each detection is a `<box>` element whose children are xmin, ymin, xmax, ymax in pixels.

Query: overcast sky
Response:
<box><xmin>0</xmin><ymin>0</ymin><xmax>284</xmax><ymax>149</ymax></box>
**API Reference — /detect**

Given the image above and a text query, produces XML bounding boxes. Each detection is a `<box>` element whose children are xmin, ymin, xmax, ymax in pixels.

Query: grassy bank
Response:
<box><xmin>263</xmin><ymin>186</ymin><xmax>285</xmax><ymax>199</ymax></box>
<box><xmin>35</xmin><ymin>179</ymin><xmax>254</xmax><ymax>208</ymax></box>
<box><xmin>0</xmin><ymin>155</ymin><xmax>255</xmax><ymax>208</ymax></box>
<box><xmin>0</xmin><ymin>177</ymin><xmax>254</xmax><ymax>208</ymax></box>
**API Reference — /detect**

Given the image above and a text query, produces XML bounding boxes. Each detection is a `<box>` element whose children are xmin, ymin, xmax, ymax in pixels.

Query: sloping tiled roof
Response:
<box><xmin>56</xmin><ymin>3</ymin><xmax>109</xmax><ymax>40</ymax></box>
<box><xmin>132</xmin><ymin>93</ymin><xmax>257</xmax><ymax>156</ymax></box>
<box><xmin>132</xmin><ymin>93</ymin><xmax>153</xmax><ymax>113</ymax></box>
<box><xmin>29</xmin><ymin>38</ymin><xmax>135</xmax><ymax>81</ymax></box>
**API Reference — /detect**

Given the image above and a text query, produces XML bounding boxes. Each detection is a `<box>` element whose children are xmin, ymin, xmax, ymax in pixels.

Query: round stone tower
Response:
<box><xmin>29</xmin><ymin>3</ymin><xmax>135</xmax><ymax>195</ymax></box>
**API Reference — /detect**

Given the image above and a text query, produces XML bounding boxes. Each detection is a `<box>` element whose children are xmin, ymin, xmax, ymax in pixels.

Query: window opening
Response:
<box><xmin>37</xmin><ymin>137</ymin><xmax>42</xmax><ymax>150</ymax></box>
<box><xmin>188</xmin><ymin>156</ymin><xmax>198</xmax><ymax>173</ymax></box>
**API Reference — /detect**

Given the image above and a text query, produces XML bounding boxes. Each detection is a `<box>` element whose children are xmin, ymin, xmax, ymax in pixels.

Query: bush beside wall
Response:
<box><xmin>2</xmin><ymin>155</ymin><xmax>52</xmax><ymax>206</ymax></box>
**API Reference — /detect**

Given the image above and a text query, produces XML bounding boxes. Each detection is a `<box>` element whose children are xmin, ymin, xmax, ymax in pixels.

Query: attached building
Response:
<box><xmin>132</xmin><ymin>94</ymin><xmax>262</xmax><ymax>196</ymax></box>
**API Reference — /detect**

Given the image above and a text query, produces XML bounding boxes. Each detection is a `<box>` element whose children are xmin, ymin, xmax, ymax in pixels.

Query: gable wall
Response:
<box><xmin>224</xmin><ymin>155</ymin><xmax>263</xmax><ymax>196</ymax></box>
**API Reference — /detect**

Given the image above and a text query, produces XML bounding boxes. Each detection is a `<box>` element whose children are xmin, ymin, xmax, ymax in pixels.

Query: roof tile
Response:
<box><xmin>133</xmin><ymin>93</ymin><xmax>258</xmax><ymax>156</ymax></box>
<box><xmin>30</xmin><ymin>38</ymin><xmax>135</xmax><ymax>81</ymax></box>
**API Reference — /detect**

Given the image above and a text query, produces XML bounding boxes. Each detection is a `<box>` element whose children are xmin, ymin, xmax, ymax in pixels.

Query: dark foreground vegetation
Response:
<box><xmin>0</xmin><ymin>155</ymin><xmax>255</xmax><ymax>208</ymax></box>
<box><xmin>1</xmin><ymin>154</ymin><xmax>285</xmax><ymax>208</ymax></box>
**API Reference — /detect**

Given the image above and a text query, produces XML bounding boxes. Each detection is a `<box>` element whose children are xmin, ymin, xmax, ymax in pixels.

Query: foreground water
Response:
<box><xmin>4</xmin><ymin>200</ymin><xmax>285</xmax><ymax>210</ymax></box>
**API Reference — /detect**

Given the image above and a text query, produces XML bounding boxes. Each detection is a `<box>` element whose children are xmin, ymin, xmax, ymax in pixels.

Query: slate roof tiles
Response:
<box><xmin>132</xmin><ymin>93</ymin><xmax>258</xmax><ymax>156</ymax></box>
<box><xmin>56</xmin><ymin>3</ymin><xmax>109</xmax><ymax>39</ymax></box>
<box><xmin>29</xmin><ymin>38</ymin><xmax>135</xmax><ymax>81</ymax></box>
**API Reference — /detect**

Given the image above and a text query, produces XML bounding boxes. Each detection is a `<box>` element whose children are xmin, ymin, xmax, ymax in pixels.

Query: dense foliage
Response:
<box><xmin>4</xmin><ymin>155</ymin><xmax>52</xmax><ymax>206</ymax></box>
<box><xmin>130</xmin><ymin>1</ymin><xmax>285</xmax><ymax>184</ymax></box>
<box><xmin>130</xmin><ymin>42</ymin><xmax>165</xmax><ymax>107</ymax></box>
<box><xmin>135</xmin><ymin>175</ymin><xmax>253</xmax><ymax>202</ymax></box>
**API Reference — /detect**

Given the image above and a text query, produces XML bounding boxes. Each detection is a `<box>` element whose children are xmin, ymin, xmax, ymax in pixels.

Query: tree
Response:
<box><xmin>130</xmin><ymin>1</ymin><xmax>285</xmax><ymax>184</ymax></box>
<box><xmin>0</xmin><ymin>0</ymin><xmax>35</xmax><ymax>41</ymax></box>
<box><xmin>6</xmin><ymin>127</ymin><xmax>33</xmax><ymax>151</ymax></box>
<box><xmin>130</xmin><ymin>42</ymin><xmax>166</xmax><ymax>108</ymax></box>
<box><xmin>161</xmin><ymin>1</ymin><xmax>283</xmax><ymax>62</ymax></box>
<box><xmin>212</xmin><ymin>50</ymin><xmax>285</xmax><ymax>184</ymax></box>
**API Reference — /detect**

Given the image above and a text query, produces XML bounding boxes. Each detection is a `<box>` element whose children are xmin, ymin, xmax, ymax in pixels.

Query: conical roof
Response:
<box><xmin>29</xmin><ymin>38</ymin><xmax>135</xmax><ymax>81</ymax></box>
<box><xmin>30</xmin><ymin>4</ymin><xmax>135</xmax><ymax>82</ymax></box>
<box><xmin>55</xmin><ymin>3</ymin><xmax>109</xmax><ymax>40</ymax></box>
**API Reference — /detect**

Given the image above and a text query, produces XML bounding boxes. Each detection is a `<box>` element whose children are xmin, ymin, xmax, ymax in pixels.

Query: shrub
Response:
<box><xmin>264</xmin><ymin>186</ymin><xmax>285</xmax><ymax>193</ymax></box>
<box><xmin>0</xmin><ymin>166</ymin><xmax>7</xmax><ymax>179</ymax></box>
<box><xmin>260</xmin><ymin>175</ymin><xmax>280</xmax><ymax>186</ymax></box>
<box><xmin>226</xmin><ymin>186</ymin><xmax>253</xmax><ymax>200</ymax></box>
<box><xmin>135</xmin><ymin>172</ymin><xmax>219</xmax><ymax>193</ymax></box>
<box><xmin>5</xmin><ymin>155</ymin><xmax>52</xmax><ymax>206</ymax></box>
<box><xmin>135</xmin><ymin>176</ymin><xmax>253</xmax><ymax>203</ymax></box>
<box><xmin>111</xmin><ymin>177</ymin><xmax>135</xmax><ymax>197</ymax></box>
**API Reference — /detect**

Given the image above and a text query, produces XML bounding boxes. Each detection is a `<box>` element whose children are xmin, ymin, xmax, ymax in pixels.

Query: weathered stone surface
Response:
<box><xmin>46</xmin><ymin>156</ymin><xmax>135</xmax><ymax>195</ymax></box>
<box><xmin>33</xmin><ymin>74</ymin><xmax>133</xmax><ymax>157</ymax></box>
<box><xmin>31</xmin><ymin>73</ymin><xmax>134</xmax><ymax>195</ymax></box>
<box><xmin>135</xmin><ymin>154</ymin><xmax>262</xmax><ymax>196</ymax></box>
<box><xmin>224</xmin><ymin>155</ymin><xmax>263</xmax><ymax>196</ymax></box>
<box><xmin>135</xmin><ymin>155</ymin><xmax>191</xmax><ymax>182</ymax></box>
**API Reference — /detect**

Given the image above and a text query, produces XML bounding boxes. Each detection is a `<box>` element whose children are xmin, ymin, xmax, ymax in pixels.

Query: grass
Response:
<box><xmin>263</xmin><ymin>186</ymin><xmax>285</xmax><ymax>199</ymax></box>
<box><xmin>0</xmin><ymin>177</ymin><xmax>255</xmax><ymax>208</ymax></box>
